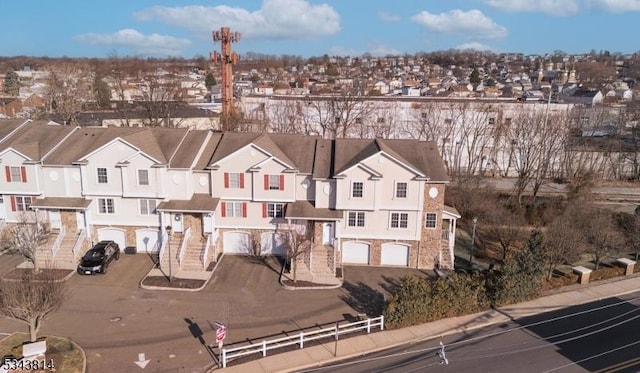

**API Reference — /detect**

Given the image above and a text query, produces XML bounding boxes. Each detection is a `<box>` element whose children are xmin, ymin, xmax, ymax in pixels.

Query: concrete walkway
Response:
<box><xmin>216</xmin><ymin>274</ymin><xmax>640</xmax><ymax>372</ymax></box>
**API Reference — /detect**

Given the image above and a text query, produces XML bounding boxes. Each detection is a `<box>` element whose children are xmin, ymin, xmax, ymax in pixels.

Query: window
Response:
<box><xmin>224</xmin><ymin>202</ymin><xmax>244</xmax><ymax>217</ymax></box>
<box><xmin>98</xmin><ymin>198</ymin><xmax>115</xmax><ymax>214</ymax></box>
<box><xmin>377</xmin><ymin>117</ymin><xmax>386</xmax><ymax>123</ymax></box>
<box><xmin>97</xmin><ymin>168</ymin><xmax>108</xmax><ymax>184</ymax></box>
<box><xmin>351</xmin><ymin>181</ymin><xmax>364</xmax><ymax>198</ymax></box>
<box><xmin>269</xmin><ymin>175</ymin><xmax>280</xmax><ymax>190</ymax></box>
<box><xmin>390</xmin><ymin>212</ymin><xmax>409</xmax><ymax>228</ymax></box>
<box><xmin>5</xmin><ymin>166</ymin><xmax>26</xmax><ymax>183</ymax></box>
<box><xmin>264</xmin><ymin>174</ymin><xmax>284</xmax><ymax>190</ymax></box>
<box><xmin>13</xmin><ymin>196</ymin><xmax>32</xmax><ymax>211</ymax></box>
<box><xmin>421</xmin><ymin>112</ymin><xmax>428</xmax><ymax>119</ymax></box>
<box><xmin>425</xmin><ymin>213</ymin><xmax>437</xmax><ymax>228</ymax></box>
<box><xmin>355</xmin><ymin>117</ymin><xmax>363</xmax><ymax>124</ymax></box>
<box><xmin>138</xmin><ymin>169</ymin><xmax>149</xmax><ymax>186</ymax></box>
<box><xmin>347</xmin><ymin>211</ymin><xmax>365</xmax><ymax>227</ymax></box>
<box><xmin>139</xmin><ymin>199</ymin><xmax>156</xmax><ymax>215</ymax></box>
<box><xmin>395</xmin><ymin>182</ymin><xmax>408</xmax><ymax>198</ymax></box>
<box><xmin>266</xmin><ymin>203</ymin><xmax>285</xmax><ymax>218</ymax></box>
<box><xmin>224</xmin><ymin>172</ymin><xmax>244</xmax><ymax>189</ymax></box>
<box><xmin>488</xmin><ymin>117</ymin><xmax>496</xmax><ymax>125</ymax></box>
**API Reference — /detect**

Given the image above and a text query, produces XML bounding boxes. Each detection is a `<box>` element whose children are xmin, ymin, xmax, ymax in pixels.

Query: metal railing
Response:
<box><xmin>51</xmin><ymin>225</ymin><xmax>66</xmax><ymax>257</ymax></box>
<box><xmin>202</xmin><ymin>233</ymin><xmax>212</xmax><ymax>271</ymax></box>
<box><xmin>178</xmin><ymin>227</ymin><xmax>191</xmax><ymax>266</ymax></box>
<box><xmin>71</xmin><ymin>229</ymin><xmax>87</xmax><ymax>260</ymax></box>
<box><xmin>159</xmin><ymin>232</ymin><xmax>169</xmax><ymax>263</ymax></box>
<box><xmin>221</xmin><ymin>316</ymin><xmax>384</xmax><ymax>368</ymax></box>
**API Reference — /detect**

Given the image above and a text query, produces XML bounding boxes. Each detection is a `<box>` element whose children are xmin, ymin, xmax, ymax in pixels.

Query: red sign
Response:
<box><xmin>216</xmin><ymin>327</ymin><xmax>227</xmax><ymax>342</ymax></box>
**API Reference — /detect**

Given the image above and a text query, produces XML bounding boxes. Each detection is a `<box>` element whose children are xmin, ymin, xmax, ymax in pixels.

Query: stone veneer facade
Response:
<box><xmin>419</xmin><ymin>183</ymin><xmax>448</xmax><ymax>269</ymax></box>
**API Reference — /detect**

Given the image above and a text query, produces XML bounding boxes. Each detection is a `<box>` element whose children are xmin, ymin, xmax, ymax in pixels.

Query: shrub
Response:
<box><xmin>384</xmin><ymin>273</ymin><xmax>490</xmax><ymax>329</ymax></box>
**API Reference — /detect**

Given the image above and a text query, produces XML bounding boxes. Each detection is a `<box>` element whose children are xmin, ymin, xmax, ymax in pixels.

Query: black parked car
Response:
<box><xmin>77</xmin><ymin>241</ymin><xmax>121</xmax><ymax>275</ymax></box>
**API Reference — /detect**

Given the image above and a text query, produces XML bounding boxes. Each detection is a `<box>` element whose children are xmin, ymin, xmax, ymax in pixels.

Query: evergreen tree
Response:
<box><xmin>469</xmin><ymin>68</ymin><xmax>481</xmax><ymax>85</ymax></box>
<box><xmin>204</xmin><ymin>72</ymin><xmax>217</xmax><ymax>89</ymax></box>
<box><xmin>4</xmin><ymin>70</ymin><xmax>20</xmax><ymax>96</ymax></box>
<box><xmin>489</xmin><ymin>230</ymin><xmax>546</xmax><ymax>306</ymax></box>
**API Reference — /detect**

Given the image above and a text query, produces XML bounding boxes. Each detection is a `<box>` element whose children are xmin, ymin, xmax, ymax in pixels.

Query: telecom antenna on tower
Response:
<box><xmin>211</xmin><ymin>27</ymin><xmax>241</xmax><ymax>130</ymax></box>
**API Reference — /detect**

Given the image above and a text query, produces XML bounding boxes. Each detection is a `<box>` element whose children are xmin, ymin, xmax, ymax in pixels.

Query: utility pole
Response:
<box><xmin>212</xmin><ymin>27</ymin><xmax>241</xmax><ymax>130</ymax></box>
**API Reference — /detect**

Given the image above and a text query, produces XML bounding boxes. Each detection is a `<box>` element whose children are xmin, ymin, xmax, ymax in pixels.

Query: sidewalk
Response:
<box><xmin>216</xmin><ymin>274</ymin><xmax>640</xmax><ymax>372</ymax></box>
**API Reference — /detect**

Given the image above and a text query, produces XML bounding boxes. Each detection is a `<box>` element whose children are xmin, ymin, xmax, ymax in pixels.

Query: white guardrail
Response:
<box><xmin>71</xmin><ymin>229</ymin><xmax>87</xmax><ymax>260</ymax></box>
<box><xmin>178</xmin><ymin>227</ymin><xmax>191</xmax><ymax>266</ymax></box>
<box><xmin>221</xmin><ymin>315</ymin><xmax>384</xmax><ymax>368</ymax></box>
<box><xmin>51</xmin><ymin>225</ymin><xmax>66</xmax><ymax>257</ymax></box>
<box><xmin>202</xmin><ymin>233</ymin><xmax>212</xmax><ymax>271</ymax></box>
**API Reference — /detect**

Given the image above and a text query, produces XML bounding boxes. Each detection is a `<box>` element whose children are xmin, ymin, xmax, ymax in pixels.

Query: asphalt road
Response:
<box><xmin>302</xmin><ymin>291</ymin><xmax>640</xmax><ymax>373</ymax></box>
<box><xmin>0</xmin><ymin>254</ymin><xmax>408</xmax><ymax>373</ymax></box>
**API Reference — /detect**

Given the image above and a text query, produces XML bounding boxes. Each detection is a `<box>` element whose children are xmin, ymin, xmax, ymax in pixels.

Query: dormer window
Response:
<box><xmin>351</xmin><ymin>181</ymin><xmax>364</xmax><ymax>198</ymax></box>
<box><xmin>5</xmin><ymin>166</ymin><xmax>26</xmax><ymax>183</ymax></box>
<box><xmin>138</xmin><ymin>169</ymin><xmax>149</xmax><ymax>186</ymax></box>
<box><xmin>97</xmin><ymin>168</ymin><xmax>108</xmax><ymax>184</ymax></box>
<box><xmin>395</xmin><ymin>182</ymin><xmax>407</xmax><ymax>198</ymax></box>
<box><xmin>264</xmin><ymin>174</ymin><xmax>284</xmax><ymax>191</ymax></box>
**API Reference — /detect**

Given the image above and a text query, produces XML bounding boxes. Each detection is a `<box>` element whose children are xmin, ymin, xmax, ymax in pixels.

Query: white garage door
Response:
<box><xmin>97</xmin><ymin>228</ymin><xmax>126</xmax><ymax>251</ymax></box>
<box><xmin>223</xmin><ymin>232</ymin><xmax>252</xmax><ymax>254</ymax></box>
<box><xmin>342</xmin><ymin>242</ymin><xmax>370</xmax><ymax>265</ymax></box>
<box><xmin>381</xmin><ymin>243</ymin><xmax>410</xmax><ymax>266</ymax></box>
<box><xmin>136</xmin><ymin>229</ymin><xmax>161</xmax><ymax>253</ymax></box>
<box><xmin>261</xmin><ymin>232</ymin><xmax>287</xmax><ymax>256</ymax></box>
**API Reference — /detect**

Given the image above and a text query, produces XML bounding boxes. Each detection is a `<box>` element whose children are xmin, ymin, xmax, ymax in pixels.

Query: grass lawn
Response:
<box><xmin>0</xmin><ymin>333</ymin><xmax>84</xmax><ymax>373</ymax></box>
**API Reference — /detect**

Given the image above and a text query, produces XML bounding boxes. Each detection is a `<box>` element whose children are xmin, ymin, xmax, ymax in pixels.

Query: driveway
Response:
<box><xmin>1</xmin><ymin>254</ymin><xmax>362</xmax><ymax>373</ymax></box>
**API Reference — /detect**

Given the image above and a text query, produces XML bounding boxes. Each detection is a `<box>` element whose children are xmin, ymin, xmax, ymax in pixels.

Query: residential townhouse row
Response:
<box><xmin>0</xmin><ymin>119</ymin><xmax>459</xmax><ymax>281</ymax></box>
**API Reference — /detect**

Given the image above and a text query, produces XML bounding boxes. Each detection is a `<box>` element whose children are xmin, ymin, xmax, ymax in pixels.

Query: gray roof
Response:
<box><xmin>0</xmin><ymin>123</ymin><xmax>76</xmax><ymax>161</ymax></box>
<box><xmin>0</xmin><ymin>119</ymin><xmax>29</xmax><ymax>142</ymax></box>
<box><xmin>31</xmin><ymin>197</ymin><xmax>92</xmax><ymax>210</ymax></box>
<box><xmin>332</xmin><ymin>138</ymin><xmax>448</xmax><ymax>181</ymax></box>
<box><xmin>43</xmin><ymin>126</ymin><xmax>189</xmax><ymax>165</ymax></box>
<box><xmin>286</xmin><ymin>200</ymin><xmax>342</xmax><ymax>220</ymax></box>
<box><xmin>156</xmin><ymin>193</ymin><xmax>220</xmax><ymax>212</ymax></box>
<box><xmin>171</xmin><ymin>130</ymin><xmax>212</xmax><ymax>169</ymax></box>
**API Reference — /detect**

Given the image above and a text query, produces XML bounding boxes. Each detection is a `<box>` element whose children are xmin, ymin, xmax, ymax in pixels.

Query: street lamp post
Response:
<box><xmin>469</xmin><ymin>217</ymin><xmax>478</xmax><ymax>268</ymax></box>
<box><xmin>166</xmin><ymin>225</ymin><xmax>173</xmax><ymax>283</ymax></box>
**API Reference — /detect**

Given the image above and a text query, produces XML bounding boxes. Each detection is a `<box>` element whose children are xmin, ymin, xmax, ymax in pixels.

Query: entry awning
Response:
<box><xmin>156</xmin><ymin>194</ymin><xmax>220</xmax><ymax>213</ymax></box>
<box><xmin>285</xmin><ymin>200</ymin><xmax>342</xmax><ymax>220</ymax></box>
<box><xmin>30</xmin><ymin>197</ymin><xmax>92</xmax><ymax>210</ymax></box>
<box><xmin>443</xmin><ymin>205</ymin><xmax>461</xmax><ymax>219</ymax></box>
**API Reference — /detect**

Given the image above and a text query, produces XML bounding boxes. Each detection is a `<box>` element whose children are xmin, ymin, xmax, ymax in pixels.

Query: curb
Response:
<box><xmin>138</xmin><ymin>254</ymin><xmax>224</xmax><ymax>292</ymax></box>
<box><xmin>278</xmin><ymin>265</ymin><xmax>344</xmax><ymax>291</ymax></box>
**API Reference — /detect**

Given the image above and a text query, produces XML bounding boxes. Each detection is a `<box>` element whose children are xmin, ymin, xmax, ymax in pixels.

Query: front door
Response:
<box><xmin>49</xmin><ymin>209</ymin><xmax>61</xmax><ymax>229</ymax></box>
<box><xmin>202</xmin><ymin>213</ymin><xmax>213</xmax><ymax>234</ymax></box>
<box><xmin>76</xmin><ymin>211</ymin><xmax>86</xmax><ymax>230</ymax></box>
<box><xmin>172</xmin><ymin>213</ymin><xmax>184</xmax><ymax>233</ymax></box>
<box><xmin>322</xmin><ymin>223</ymin><xmax>334</xmax><ymax>245</ymax></box>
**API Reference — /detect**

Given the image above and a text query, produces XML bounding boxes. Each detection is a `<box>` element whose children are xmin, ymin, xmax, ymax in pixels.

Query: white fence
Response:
<box><xmin>221</xmin><ymin>316</ymin><xmax>384</xmax><ymax>368</ymax></box>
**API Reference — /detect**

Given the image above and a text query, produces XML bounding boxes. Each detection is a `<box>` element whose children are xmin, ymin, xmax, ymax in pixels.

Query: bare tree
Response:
<box><xmin>268</xmin><ymin>99</ymin><xmax>305</xmax><ymax>134</ymax></box>
<box><xmin>616</xmin><ymin>209</ymin><xmax>640</xmax><ymax>261</ymax></box>
<box><xmin>0</xmin><ymin>270</ymin><xmax>68</xmax><ymax>342</ymax></box>
<box><xmin>2</xmin><ymin>214</ymin><xmax>49</xmax><ymax>272</ymax></box>
<box><xmin>44</xmin><ymin>61</ymin><xmax>94</xmax><ymax>125</ymax></box>
<box><xmin>305</xmin><ymin>95</ymin><xmax>374</xmax><ymax>139</ymax></box>
<box><xmin>282</xmin><ymin>221</ymin><xmax>313</xmax><ymax>283</ymax></box>
<box><xmin>484</xmin><ymin>207</ymin><xmax>526</xmax><ymax>261</ymax></box>
<box><xmin>576</xmin><ymin>204</ymin><xmax>624</xmax><ymax>270</ymax></box>
<box><xmin>543</xmin><ymin>208</ymin><xmax>586</xmax><ymax>280</ymax></box>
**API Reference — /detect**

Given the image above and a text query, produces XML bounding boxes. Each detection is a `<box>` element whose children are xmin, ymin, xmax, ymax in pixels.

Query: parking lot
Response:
<box><xmin>0</xmin><ymin>253</ymin><xmax>431</xmax><ymax>372</ymax></box>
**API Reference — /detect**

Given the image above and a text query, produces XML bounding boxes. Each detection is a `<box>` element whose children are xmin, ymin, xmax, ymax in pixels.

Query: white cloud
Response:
<box><xmin>411</xmin><ymin>9</ymin><xmax>507</xmax><ymax>39</ymax></box>
<box><xmin>456</xmin><ymin>42</ymin><xmax>493</xmax><ymax>52</ymax></box>
<box><xmin>133</xmin><ymin>0</ymin><xmax>340</xmax><ymax>40</ymax></box>
<box><xmin>483</xmin><ymin>0</ymin><xmax>581</xmax><ymax>15</ymax></box>
<box><xmin>588</xmin><ymin>0</ymin><xmax>640</xmax><ymax>12</ymax></box>
<box><xmin>378</xmin><ymin>11</ymin><xmax>401</xmax><ymax>22</ymax></box>
<box><xmin>328</xmin><ymin>41</ymin><xmax>399</xmax><ymax>57</ymax></box>
<box><xmin>73</xmin><ymin>29</ymin><xmax>191</xmax><ymax>56</ymax></box>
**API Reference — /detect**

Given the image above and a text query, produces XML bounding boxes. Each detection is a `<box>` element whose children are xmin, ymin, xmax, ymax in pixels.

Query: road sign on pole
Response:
<box><xmin>216</xmin><ymin>326</ymin><xmax>227</xmax><ymax>349</ymax></box>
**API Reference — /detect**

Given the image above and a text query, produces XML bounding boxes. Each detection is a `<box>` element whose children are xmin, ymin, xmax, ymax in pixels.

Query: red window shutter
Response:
<box><xmin>242</xmin><ymin>203</ymin><xmax>247</xmax><ymax>218</ymax></box>
<box><xmin>239</xmin><ymin>173</ymin><xmax>245</xmax><ymax>189</ymax></box>
<box><xmin>220</xmin><ymin>202</ymin><xmax>226</xmax><ymax>217</ymax></box>
<box><xmin>264</xmin><ymin>175</ymin><xmax>269</xmax><ymax>190</ymax></box>
<box><xmin>5</xmin><ymin>166</ymin><xmax>11</xmax><ymax>182</ymax></box>
<box><xmin>262</xmin><ymin>203</ymin><xmax>267</xmax><ymax>218</ymax></box>
<box><xmin>223</xmin><ymin>173</ymin><xmax>229</xmax><ymax>188</ymax></box>
<box><xmin>10</xmin><ymin>196</ymin><xmax>16</xmax><ymax>211</ymax></box>
<box><xmin>279</xmin><ymin>175</ymin><xmax>284</xmax><ymax>191</ymax></box>
<box><xmin>21</xmin><ymin>167</ymin><xmax>27</xmax><ymax>183</ymax></box>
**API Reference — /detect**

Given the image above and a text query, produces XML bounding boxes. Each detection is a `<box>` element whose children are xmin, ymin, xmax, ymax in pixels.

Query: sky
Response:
<box><xmin>1</xmin><ymin>0</ymin><xmax>639</xmax><ymax>59</ymax></box>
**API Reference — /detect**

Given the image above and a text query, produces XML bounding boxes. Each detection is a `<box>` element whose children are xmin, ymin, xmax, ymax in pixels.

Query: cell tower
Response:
<box><xmin>212</xmin><ymin>27</ymin><xmax>241</xmax><ymax>128</ymax></box>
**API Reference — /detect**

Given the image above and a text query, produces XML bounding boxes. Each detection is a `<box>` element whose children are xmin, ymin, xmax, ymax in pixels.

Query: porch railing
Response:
<box><xmin>51</xmin><ymin>225</ymin><xmax>66</xmax><ymax>257</ymax></box>
<box><xmin>441</xmin><ymin>230</ymin><xmax>450</xmax><ymax>240</ymax></box>
<box><xmin>72</xmin><ymin>229</ymin><xmax>87</xmax><ymax>260</ymax></box>
<box><xmin>178</xmin><ymin>227</ymin><xmax>191</xmax><ymax>266</ymax></box>
<box><xmin>202</xmin><ymin>233</ymin><xmax>212</xmax><ymax>271</ymax></box>
<box><xmin>159</xmin><ymin>232</ymin><xmax>169</xmax><ymax>263</ymax></box>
